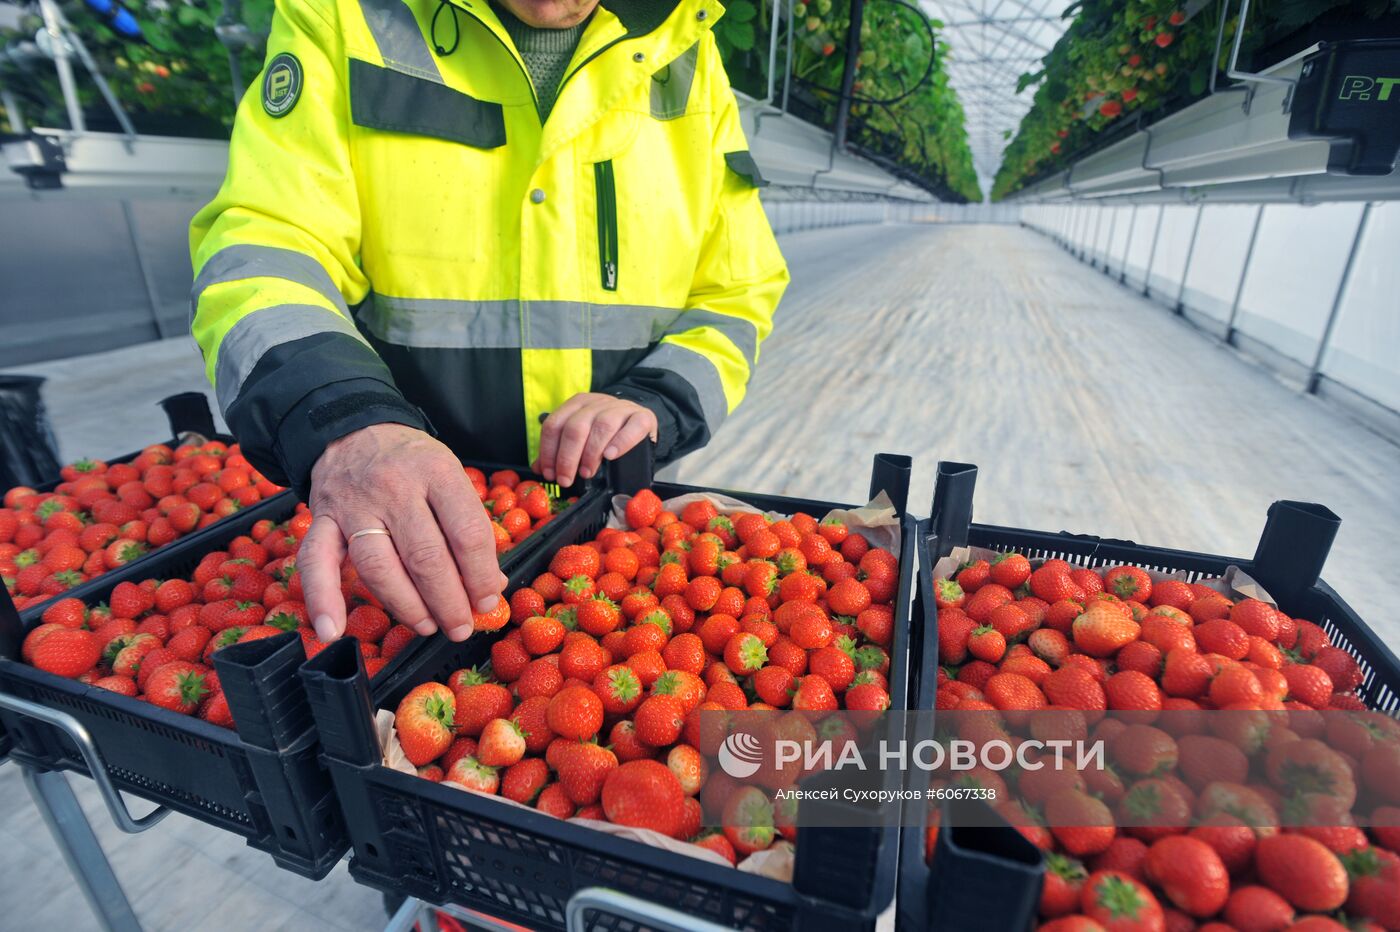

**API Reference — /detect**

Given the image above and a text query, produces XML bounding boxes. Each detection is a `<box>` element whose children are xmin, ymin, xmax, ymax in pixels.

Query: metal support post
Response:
<box><xmin>1307</xmin><ymin>203</ymin><xmax>1372</xmax><ymax>394</ymax></box>
<box><xmin>37</xmin><ymin>0</ymin><xmax>85</xmax><ymax>132</ymax></box>
<box><xmin>120</xmin><ymin>201</ymin><xmax>168</xmax><ymax>340</ymax></box>
<box><xmin>1174</xmin><ymin>204</ymin><xmax>1205</xmax><ymax>315</ymax></box>
<box><xmin>1225</xmin><ymin>205</ymin><xmax>1266</xmax><ymax>345</ymax></box>
<box><xmin>1142</xmin><ymin>205</ymin><xmax>1165</xmax><ymax>296</ymax></box>
<box><xmin>830</xmin><ymin>0</ymin><xmax>866</xmax><ymax>150</ymax></box>
<box><xmin>1102</xmin><ymin>209</ymin><xmax>1119</xmax><ymax>274</ymax></box>
<box><xmin>21</xmin><ymin>767</ymin><xmax>143</xmax><ymax>932</ymax></box>
<box><xmin>1119</xmin><ymin>205</ymin><xmax>1138</xmax><ymax>283</ymax></box>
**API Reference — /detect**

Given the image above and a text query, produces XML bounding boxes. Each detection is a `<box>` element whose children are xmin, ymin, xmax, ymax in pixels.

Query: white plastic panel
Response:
<box><xmin>1320</xmin><ymin>202</ymin><xmax>1400</xmax><ymax>414</ymax></box>
<box><xmin>1104</xmin><ymin>207</ymin><xmax>1133</xmax><ymax>277</ymax></box>
<box><xmin>1146</xmin><ymin>205</ymin><xmax>1200</xmax><ymax>301</ymax></box>
<box><xmin>1123</xmin><ymin>206</ymin><xmax>1161</xmax><ymax>287</ymax></box>
<box><xmin>1180</xmin><ymin>205</ymin><xmax>1262</xmax><ymax>324</ymax></box>
<box><xmin>1234</xmin><ymin>202</ymin><xmax>1366</xmax><ymax>365</ymax></box>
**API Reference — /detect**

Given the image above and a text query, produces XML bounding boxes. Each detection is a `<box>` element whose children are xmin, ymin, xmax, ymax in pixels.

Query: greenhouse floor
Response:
<box><xmin>3</xmin><ymin>220</ymin><xmax>1398</xmax><ymax>929</ymax></box>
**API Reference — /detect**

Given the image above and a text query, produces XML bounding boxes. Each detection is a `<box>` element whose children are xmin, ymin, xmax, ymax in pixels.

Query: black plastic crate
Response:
<box><xmin>13</xmin><ymin>393</ymin><xmax>252</xmax><ymax>622</ymax></box>
<box><xmin>28</xmin><ymin>392</ymin><xmax>225</xmax><ymax>495</ymax></box>
<box><xmin>303</xmin><ymin>451</ymin><xmax>918</xmax><ymax>931</ymax></box>
<box><xmin>0</xmin><ymin>462</ymin><xmax>596</xmax><ymax>875</ymax></box>
<box><xmin>896</xmin><ymin>460</ymin><xmax>1400</xmax><ymax>932</ymax></box>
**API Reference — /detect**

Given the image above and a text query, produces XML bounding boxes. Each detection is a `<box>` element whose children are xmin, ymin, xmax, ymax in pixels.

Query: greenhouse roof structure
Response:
<box><xmin>921</xmin><ymin>0</ymin><xmax>1072</xmax><ymax>192</ymax></box>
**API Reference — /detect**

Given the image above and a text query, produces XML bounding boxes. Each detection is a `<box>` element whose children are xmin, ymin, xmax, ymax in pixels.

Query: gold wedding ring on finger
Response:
<box><xmin>348</xmin><ymin>527</ymin><xmax>391</xmax><ymax>543</ymax></box>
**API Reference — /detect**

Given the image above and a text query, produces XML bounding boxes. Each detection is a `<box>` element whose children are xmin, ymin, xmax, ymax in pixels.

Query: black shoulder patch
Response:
<box><xmin>724</xmin><ymin>150</ymin><xmax>769</xmax><ymax>188</ymax></box>
<box><xmin>263</xmin><ymin>52</ymin><xmax>303</xmax><ymax>118</ymax></box>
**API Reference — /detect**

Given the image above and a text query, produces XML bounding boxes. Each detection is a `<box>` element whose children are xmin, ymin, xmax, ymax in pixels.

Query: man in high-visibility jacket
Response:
<box><xmin>190</xmin><ymin>0</ymin><xmax>788</xmax><ymax>644</ymax></box>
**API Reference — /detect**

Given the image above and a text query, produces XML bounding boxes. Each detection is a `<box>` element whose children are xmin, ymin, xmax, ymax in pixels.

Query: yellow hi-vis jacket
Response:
<box><xmin>190</xmin><ymin>0</ymin><xmax>788</xmax><ymax>495</ymax></box>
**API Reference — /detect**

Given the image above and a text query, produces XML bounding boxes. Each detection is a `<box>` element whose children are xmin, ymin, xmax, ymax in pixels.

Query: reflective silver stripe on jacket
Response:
<box><xmin>359</xmin><ymin>0</ymin><xmax>442</xmax><ymax>83</ymax></box>
<box><xmin>638</xmin><ymin>342</ymin><xmax>728</xmax><ymax>435</ymax></box>
<box><xmin>660</xmin><ymin>307</ymin><xmax>758</xmax><ymax>366</ymax></box>
<box><xmin>214</xmin><ymin>304</ymin><xmax>369</xmax><ymax>412</ymax></box>
<box><xmin>651</xmin><ymin>42</ymin><xmax>699</xmax><ymax>120</ymax></box>
<box><xmin>191</xmin><ymin>244</ymin><xmax>348</xmax><ymax>325</ymax></box>
<box><xmin>359</xmin><ymin>295</ymin><xmax>757</xmax><ymax>363</ymax></box>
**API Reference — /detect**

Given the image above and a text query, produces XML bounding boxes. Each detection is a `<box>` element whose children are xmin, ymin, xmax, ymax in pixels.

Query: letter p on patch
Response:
<box><xmin>1338</xmin><ymin>75</ymin><xmax>1375</xmax><ymax>101</ymax></box>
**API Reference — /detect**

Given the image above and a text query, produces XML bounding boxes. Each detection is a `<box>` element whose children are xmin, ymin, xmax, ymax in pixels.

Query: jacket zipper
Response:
<box><xmin>455</xmin><ymin>6</ymin><xmax>541</xmax><ymax>118</ymax></box>
<box><xmin>594</xmin><ymin>160</ymin><xmax>618</xmax><ymax>292</ymax></box>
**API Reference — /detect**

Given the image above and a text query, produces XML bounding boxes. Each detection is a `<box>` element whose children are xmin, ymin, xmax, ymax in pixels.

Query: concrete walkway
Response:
<box><xmin>2</xmin><ymin>221</ymin><xmax>1398</xmax><ymax>930</ymax></box>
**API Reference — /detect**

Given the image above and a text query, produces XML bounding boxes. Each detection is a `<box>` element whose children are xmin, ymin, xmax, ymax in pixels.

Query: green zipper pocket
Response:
<box><xmin>594</xmin><ymin>160</ymin><xmax>618</xmax><ymax>292</ymax></box>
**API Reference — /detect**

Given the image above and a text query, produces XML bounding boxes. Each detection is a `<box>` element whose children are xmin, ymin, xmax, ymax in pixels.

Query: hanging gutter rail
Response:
<box><xmin>1004</xmin><ymin>37</ymin><xmax>1400</xmax><ymax>206</ymax></box>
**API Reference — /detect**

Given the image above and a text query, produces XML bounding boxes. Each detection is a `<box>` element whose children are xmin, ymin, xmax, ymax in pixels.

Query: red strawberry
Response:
<box><xmin>345</xmin><ymin>604</ymin><xmax>390</xmax><ymax>643</ymax></box>
<box><xmin>109</xmin><ymin>580</ymin><xmax>155</xmax><ymax>619</ymax></box>
<box><xmin>691</xmin><ymin>831</ymin><xmax>737</xmax><ymax>865</ymax></box>
<box><xmin>30</xmin><ymin>628</ymin><xmax>101</xmax><ymax>678</ymax></box>
<box><xmin>1343</xmin><ymin>845</ymin><xmax>1400</xmax><ymax>929</ymax></box>
<box><xmin>445</xmin><ymin>756</ymin><xmax>499</xmax><ymax>794</ymax></box>
<box><xmin>501</xmin><ymin>758</ymin><xmax>549</xmax><ymax>805</ymax></box>
<box><xmin>1041</xmin><ymin>853</ymin><xmax>1088</xmax><ymax>918</ymax></box>
<box><xmin>167</xmin><ymin>627</ymin><xmax>213</xmax><ymax>663</ymax></box>
<box><xmin>550</xmin><ymin>544</ymin><xmax>601</xmax><ymax>580</ymax></box>
<box><xmin>1223</xmin><ymin>886</ymin><xmax>1294</xmax><ymax>932</ymax></box>
<box><xmin>144</xmin><ymin>661</ymin><xmax>210</xmax><ymax>715</ymax></box>
<box><xmin>557</xmin><ymin>741</ymin><xmax>617</xmax><ymax>806</ymax></box>
<box><xmin>198</xmin><ymin>691</ymin><xmax>235</xmax><ymax>728</ymax></box>
<box><xmin>451</xmin><ymin>669</ymin><xmax>514</xmax><ymax>737</ymax></box>
<box><xmin>1047</xmin><ymin>789</ymin><xmax>1116</xmax><ymax>857</ymax></box>
<box><xmin>634</xmin><ymin>694</ymin><xmax>686</xmax><ymax>747</ymax></box>
<box><xmin>1255</xmin><ymin>833</ymin><xmax>1348</xmax><ymax>912</ymax></box>
<box><xmin>1143</xmin><ymin>835</ymin><xmax>1228</xmax><ymax>918</ymax></box>
<box><xmin>546</xmin><ymin>684</ymin><xmax>603</xmax><ymax>741</ymax></box>
<box><xmin>394</xmin><ymin>682</ymin><xmax>456</xmax><ymax>767</ymax></box>
<box><xmin>602</xmin><ymin>759</ymin><xmax>688</xmax><ymax>838</ymax></box>
<box><xmin>990</xmin><ymin>551</ymin><xmax>1032</xmax><ymax>589</ymax></box>
<box><xmin>476</xmin><ymin>717</ymin><xmax>527</xmax><ymax>768</ymax></box>
<box><xmin>1080</xmin><ymin>871</ymin><xmax>1163</xmax><ymax>932</ymax></box>
<box><xmin>722</xmin><ymin>786</ymin><xmax>776</xmax><ymax>855</ymax></box>
<box><xmin>40</xmin><ymin>597</ymin><xmax>88</xmax><ymax>629</ymax></box>
<box><xmin>593</xmin><ymin>664</ymin><xmax>643</xmax><ymax>716</ymax></box>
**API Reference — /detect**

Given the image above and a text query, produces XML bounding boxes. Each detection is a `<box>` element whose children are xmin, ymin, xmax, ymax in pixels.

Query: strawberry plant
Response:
<box><xmin>0</xmin><ymin>0</ymin><xmax>271</xmax><ymax>135</ymax></box>
<box><xmin>717</xmin><ymin>0</ymin><xmax>981</xmax><ymax>201</ymax></box>
<box><xmin>991</xmin><ymin>0</ymin><xmax>1400</xmax><ymax>200</ymax></box>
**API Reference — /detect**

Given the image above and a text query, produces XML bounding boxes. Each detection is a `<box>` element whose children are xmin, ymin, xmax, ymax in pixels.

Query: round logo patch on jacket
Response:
<box><xmin>262</xmin><ymin>53</ymin><xmax>303</xmax><ymax>118</ymax></box>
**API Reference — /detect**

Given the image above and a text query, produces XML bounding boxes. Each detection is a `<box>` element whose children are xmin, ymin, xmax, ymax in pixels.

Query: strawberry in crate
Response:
<box><xmin>1</xmin><ymin>440</ymin><xmax>284</xmax><ymax>608</ymax></box>
<box><xmin>925</xmin><ymin>548</ymin><xmax>1400</xmax><ymax>931</ymax></box>
<box><xmin>383</xmin><ymin>487</ymin><xmax>904</xmax><ymax>872</ymax></box>
<box><xmin>18</xmin><ymin>467</ymin><xmax>573</xmax><ymax>730</ymax></box>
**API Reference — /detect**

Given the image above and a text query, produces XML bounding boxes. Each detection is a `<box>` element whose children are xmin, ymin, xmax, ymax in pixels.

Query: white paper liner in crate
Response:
<box><xmin>374</xmin><ymin>710</ymin><xmax>790</xmax><ymax>879</ymax></box>
<box><xmin>929</xmin><ymin>548</ymin><xmax>1279</xmax><ymax>608</ymax></box>
<box><xmin>608</xmin><ymin>490</ymin><xmax>903</xmax><ymax>559</ymax></box>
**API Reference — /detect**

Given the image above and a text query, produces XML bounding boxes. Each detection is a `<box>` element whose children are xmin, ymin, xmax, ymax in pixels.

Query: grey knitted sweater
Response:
<box><xmin>492</xmin><ymin>4</ymin><xmax>591</xmax><ymax>120</ymax></box>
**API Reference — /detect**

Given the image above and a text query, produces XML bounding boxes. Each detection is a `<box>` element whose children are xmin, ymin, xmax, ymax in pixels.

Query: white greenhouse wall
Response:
<box><xmin>1234</xmin><ymin>203</ymin><xmax>1366</xmax><ymax>370</ymax></box>
<box><xmin>1021</xmin><ymin>200</ymin><xmax>1399</xmax><ymax>440</ymax></box>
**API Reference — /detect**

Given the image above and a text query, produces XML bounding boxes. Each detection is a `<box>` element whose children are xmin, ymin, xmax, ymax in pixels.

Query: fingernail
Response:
<box><xmin>542</xmin><ymin>467</ymin><xmax>555</xmax><ymax>481</ymax></box>
<box><xmin>313</xmin><ymin>615</ymin><xmax>336</xmax><ymax>642</ymax></box>
<box><xmin>560</xmin><ymin>475</ymin><xmax>573</xmax><ymax>487</ymax></box>
<box><xmin>604</xmin><ymin>446</ymin><xmax>619</xmax><ymax>459</ymax></box>
<box><xmin>413</xmin><ymin>619</ymin><xmax>437</xmax><ymax>636</ymax></box>
<box><xmin>580</xmin><ymin>467</ymin><xmax>593</xmax><ymax>479</ymax></box>
<box><xmin>476</xmin><ymin>595</ymin><xmax>499</xmax><ymax>613</ymax></box>
<box><xmin>447</xmin><ymin>624</ymin><xmax>473</xmax><ymax>642</ymax></box>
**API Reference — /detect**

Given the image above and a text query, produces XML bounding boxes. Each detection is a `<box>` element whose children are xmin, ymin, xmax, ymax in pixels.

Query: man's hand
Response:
<box><xmin>301</xmin><ymin>423</ymin><xmax>508</xmax><ymax>643</ymax></box>
<box><xmin>534</xmin><ymin>394</ymin><xmax>658</xmax><ymax>487</ymax></box>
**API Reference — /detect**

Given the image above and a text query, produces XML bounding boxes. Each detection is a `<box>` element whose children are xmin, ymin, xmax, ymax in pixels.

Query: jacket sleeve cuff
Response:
<box><xmin>222</xmin><ymin>330</ymin><xmax>431</xmax><ymax>499</ymax></box>
<box><xmin>275</xmin><ymin>380</ymin><xmax>430</xmax><ymax>500</ymax></box>
<box><xmin>602</xmin><ymin>366</ymin><xmax>715</xmax><ymax>463</ymax></box>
